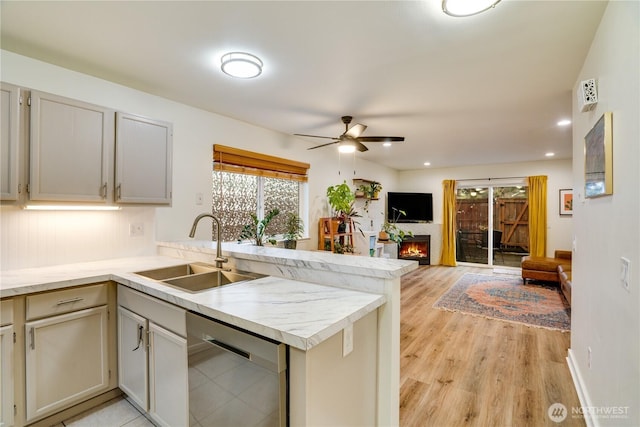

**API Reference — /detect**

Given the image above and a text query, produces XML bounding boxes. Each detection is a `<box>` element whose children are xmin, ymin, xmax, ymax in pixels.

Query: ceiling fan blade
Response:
<box><xmin>357</xmin><ymin>136</ymin><xmax>405</xmax><ymax>142</ymax></box>
<box><xmin>355</xmin><ymin>141</ymin><xmax>369</xmax><ymax>152</ymax></box>
<box><xmin>308</xmin><ymin>140</ymin><xmax>340</xmax><ymax>150</ymax></box>
<box><xmin>344</xmin><ymin>123</ymin><xmax>367</xmax><ymax>139</ymax></box>
<box><xmin>294</xmin><ymin>133</ymin><xmax>338</xmax><ymax>140</ymax></box>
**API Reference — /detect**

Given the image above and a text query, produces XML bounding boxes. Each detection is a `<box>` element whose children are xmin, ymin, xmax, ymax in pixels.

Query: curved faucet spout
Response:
<box><xmin>189</xmin><ymin>213</ymin><xmax>228</xmax><ymax>268</ymax></box>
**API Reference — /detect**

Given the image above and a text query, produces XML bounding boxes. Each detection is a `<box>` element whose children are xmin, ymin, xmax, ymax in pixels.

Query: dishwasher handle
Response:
<box><xmin>208</xmin><ymin>338</ymin><xmax>250</xmax><ymax>360</ymax></box>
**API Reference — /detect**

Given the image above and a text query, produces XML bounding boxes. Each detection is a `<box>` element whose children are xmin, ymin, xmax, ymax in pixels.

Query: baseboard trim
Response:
<box><xmin>567</xmin><ymin>348</ymin><xmax>597</xmax><ymax>427</ymax></box>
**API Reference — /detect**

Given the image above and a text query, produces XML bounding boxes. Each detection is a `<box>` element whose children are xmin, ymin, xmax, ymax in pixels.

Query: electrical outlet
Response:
<box><xmin>129</xmin><ymin>223</ymin><xmax>144</xmax><ymax>237</ymax></box>
<box><xmin>343</xmin><ymin>325</ymin><xmax>353</xmax><ymax>357</ymax></box>
<box><xmin>621</xmin><ymin>257</ymin><xmax>631</xmax><ymax>292</ymax></box>
<box><xmin>587</xmin><ymin>346</ymin><xmax>592</xmax><ymax>369</ymax></box>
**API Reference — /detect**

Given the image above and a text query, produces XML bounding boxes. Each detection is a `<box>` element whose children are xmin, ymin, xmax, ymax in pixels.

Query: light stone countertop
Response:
<box><xmin>0</xmin><ymin>254</ymin><xmax>387</xmax><ymax>350</ymax></box>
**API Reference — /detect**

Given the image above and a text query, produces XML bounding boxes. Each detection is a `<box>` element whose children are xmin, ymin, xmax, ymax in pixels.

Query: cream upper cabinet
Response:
<box><xmin>1</xmin><ymin>83</ymin><xmax>23</xmax><ymax>201</ymax></box>
<box><xmin>29</xmin><ymin>90</ymin><xmax>114</xmax><ymax>203</ymax></box>
<box><xmin>115</xmin><ymin>112</ymin><xmax>172</xmax><ymax>205</ymax></box>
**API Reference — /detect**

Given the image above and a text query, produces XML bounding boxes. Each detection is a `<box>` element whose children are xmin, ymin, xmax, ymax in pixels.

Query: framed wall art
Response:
<box><xmin>559</xmin><ymin>189</ymin><xmax>573</xmax><ymax>216</ymax></box>
<box><xmin>584</xmin><ymin>112</ymin><xmax>613</xmax><ymax>198</ymax></box>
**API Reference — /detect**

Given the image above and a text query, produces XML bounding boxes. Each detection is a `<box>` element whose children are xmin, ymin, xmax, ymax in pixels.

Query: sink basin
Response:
<box><xmin>162</xmin><ymin>270</ymin><xmax>265</xmax><ymax>293</ymax></box>
<box><xmin>135</xmin><ymin>262</ymin><xmax>218</xmax><ymax>280</ymax></box>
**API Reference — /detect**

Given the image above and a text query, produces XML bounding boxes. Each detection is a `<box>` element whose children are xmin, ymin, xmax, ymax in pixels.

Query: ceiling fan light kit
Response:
<box><xmin>442</xmin><ymin>0</ymin><xmax>502</xmax><ymax>17</ymax></box>
<box><xmin>294</xmin><ymin>115</ymin><xmax>405</xmax><ymax>153</ymax></box>
<box><xmin>220</xmin><ymin>52</ymin><xmax>263</xmax><ymax>78</ymax></box>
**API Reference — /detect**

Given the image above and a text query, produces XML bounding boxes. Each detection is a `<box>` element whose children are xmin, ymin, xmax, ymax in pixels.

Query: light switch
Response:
<box><xmin>621</xmin><ymin>257</ymin><xmax>630</xmax><ymax>292</ymax></box>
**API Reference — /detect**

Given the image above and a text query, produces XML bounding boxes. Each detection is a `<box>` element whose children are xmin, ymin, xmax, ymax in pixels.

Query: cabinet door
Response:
<box><xmin>29</xmin><ymin>90</ymin><xmax>114</xmax><ymax>203</ymax></box>
<box><xmin>117</xmin><ymin>306</ymin><xmax>148</xmax><ymax>411</ymax></box>
<box><xmin>1</xmin><ymin>83</ymin><xmax>21</xmax><ymax>201</ymax></box>
<box><xmin>25</xmin><ymin>306</ymin><xmax>109</xmax><ymax>422</ymax></box>
<box><xmin>148</xmin><ymin>322</ymin><xmax>188</xmax><ymax>427</ymax></box>
<box><xmin>115</xmin><ymin>112</ymin><xmax>172</xmax><ymax>205</ymax></box>
<box><xmin>0</xmin><ymin>325</ymin><xmax>14</xmax><ymax>427</ymax></box>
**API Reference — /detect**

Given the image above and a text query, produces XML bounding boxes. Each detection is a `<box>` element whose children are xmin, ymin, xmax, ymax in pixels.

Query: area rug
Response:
<box><xmin>433</xmin><ymin>273</ymin><xmax>570</xmax><ymax>331</ymax></box>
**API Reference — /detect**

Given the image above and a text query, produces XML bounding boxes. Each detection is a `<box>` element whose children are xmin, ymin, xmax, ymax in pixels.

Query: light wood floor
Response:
<box><xmin>400</xmin><ymin>265</ymin><xmax>584</xmax><ymax>427</ymax></box>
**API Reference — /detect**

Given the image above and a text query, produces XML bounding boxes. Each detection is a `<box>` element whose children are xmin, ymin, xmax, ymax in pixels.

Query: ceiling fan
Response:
<box><xmin>294</xmin><ymin>116</ymin><xmax>404</xmax><ymax>152</ymax></box>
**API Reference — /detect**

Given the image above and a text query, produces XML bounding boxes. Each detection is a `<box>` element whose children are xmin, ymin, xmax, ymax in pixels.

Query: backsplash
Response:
<box><xmin>1</xmin><ymin>206</ymin><xmax>157</xmax><ymax>270</ymax></box>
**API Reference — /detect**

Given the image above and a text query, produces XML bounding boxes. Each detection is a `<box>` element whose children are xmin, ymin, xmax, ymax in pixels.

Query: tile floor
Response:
<box><xmin>55</xmin><ymin>397</ymin><xmax>154</xmax><ymax>427</ymax></box>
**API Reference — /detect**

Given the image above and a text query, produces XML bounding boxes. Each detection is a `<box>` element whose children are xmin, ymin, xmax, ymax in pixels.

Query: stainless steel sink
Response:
<box><xmin>162</xmin><ymin>270</ymin><xmax>265</xmax><ymax>293</ymax></box>
<box><xmin>135</xmin><ymin>262</ymin><xmax>218</xmax><ymax>280</ymax></box>
<box><xmin>134</xmin><ymin>263</ymin><xmax>265</xmax><ymax>293</ymax></box>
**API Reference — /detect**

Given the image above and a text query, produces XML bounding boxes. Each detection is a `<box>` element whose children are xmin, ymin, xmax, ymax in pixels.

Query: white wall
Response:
<box><xmin>397</xmin><ymin>159</ymin><xmax>573</xmax><ymax>263</ymax></box>
<box><xmin>0</xmin><ymin>50</ymin><xmax>398</xmax><ymax>269</ymax></box>
<box><xmin>569</xmin><ymin>2</ymin><xmax>640</xmax><ymax>426</ymax></box>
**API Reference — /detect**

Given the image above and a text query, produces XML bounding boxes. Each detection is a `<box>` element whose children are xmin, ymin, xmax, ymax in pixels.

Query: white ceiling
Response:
<box><xmin>0</xmin><ymin>1</ymin><xmax>607</xmax><ymax>171</ymax></box>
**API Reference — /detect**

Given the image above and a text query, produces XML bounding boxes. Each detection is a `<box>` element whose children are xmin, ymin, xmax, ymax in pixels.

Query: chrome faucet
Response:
<box><xmin>189</xmin><ymin>213</ymin><xmax>228</xmax><ymax>269</ymax></box>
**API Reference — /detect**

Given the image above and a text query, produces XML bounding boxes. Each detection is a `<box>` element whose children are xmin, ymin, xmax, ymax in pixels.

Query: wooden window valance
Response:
<box><xmin>213</xmin><ymin>144</ymin><xmax>310</xmax><ymax>182</ymax></box>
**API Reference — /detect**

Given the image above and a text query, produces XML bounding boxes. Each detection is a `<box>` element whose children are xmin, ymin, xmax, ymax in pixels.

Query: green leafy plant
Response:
<box><xmin>381</xmin><ymin>207</ymin><xmax>413</xmax><ymax>245</ymax></box>
<box><xmin>283</xmin><ymin>212</ymin><xmax>304</xmax><ymax>249</ymax></box>
<box><xmin>326</xmin><ymin>181</ymin><xmax>355</xmax><ymax>219</ymax></box>
<box><xmin>238</xmin><ymin>208</ymin><xmax>280</xmax><ymax>246</ymax></box>
<box><xmin>359</xmin><ymin>181</ymin><xmax>382</xmax><ymax>213</ymax></box>
<box><xmin>358</xmin><ymin>181</ymin><xmax>382</xmax><ymax>199</ymax></box>
<box><xmin>333</xmin><ymin>240</ymin><xmax>355</xmax><ymax>254</ymax></box>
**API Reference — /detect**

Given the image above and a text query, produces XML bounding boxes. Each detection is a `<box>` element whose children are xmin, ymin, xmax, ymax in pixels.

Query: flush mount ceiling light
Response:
<box><xmin>442</xmin><ymin>0</ymin><xmax>502</xmax><ymax>17</ymax></box>
<box><xmin>557</xmin><ymin>119</ymin><xmax>572</xmax><ymax>126</ymax></box>
<box><xmin>220</xmin><ymin>52</ymin><xmax>263</xmax><ymax>78</ymax></box>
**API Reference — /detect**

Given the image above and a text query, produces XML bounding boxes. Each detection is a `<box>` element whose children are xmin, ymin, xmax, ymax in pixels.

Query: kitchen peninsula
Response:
<box><xmin>0</xmin><ymin>242</ymin><xmax>417</xmax><ymax>426</ymax></box>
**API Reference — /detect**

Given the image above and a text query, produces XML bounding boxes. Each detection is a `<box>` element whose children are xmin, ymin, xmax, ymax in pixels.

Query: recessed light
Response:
<box><xmin>545</xmin><ymin>152</ymin><xmax>555</xmax><ymax>157</ymax></box>
<box><xmin>423</xmin><ymin>162</ymin><xmax>431</xmax><ymax>166</ymax></box>
<box><xmin>557</xmin><ymin>119</ymin><xmax>571</xmax><ymax>126</ymax></box>
<box><xmin>220</xmin><ymin>52</ymin><xmax>263</xmax><ymax>78</ymax></box>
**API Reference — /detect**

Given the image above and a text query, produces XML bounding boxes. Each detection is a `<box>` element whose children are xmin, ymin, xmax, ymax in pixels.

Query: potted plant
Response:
<box><xmin>359</xmin><ymin>181</ymin><xmax>382</xmax><ymax>213</ymax></box>
<box><xmin>326</xmin><ymin>181</ymin><xmax>355</xmax><ymax>232</ymax></box>
<box><xmin>359</xmin><ymin>181</ymin><xmax>382</xmax><ymax>200</ymax></box>
<box><xmin>283</xmin><ymin>212</ymin><xmax>304</xmax><ymax>249</ymax></box>
<box><xmin>381</xmin><ymin>207</ymin><xmax>413</xmax><ymax>245</ymax></box>
<box><xmin>238</xmin><ymin>208</ymin><xmax>280</xmax><ymax>246</ymax></box>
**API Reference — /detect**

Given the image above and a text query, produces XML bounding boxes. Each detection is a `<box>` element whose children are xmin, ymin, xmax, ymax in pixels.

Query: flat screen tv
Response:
<box><xmin>387</xmin><ymin>192</ymin><xmax>433</xmax><ymax>223</ymax></box>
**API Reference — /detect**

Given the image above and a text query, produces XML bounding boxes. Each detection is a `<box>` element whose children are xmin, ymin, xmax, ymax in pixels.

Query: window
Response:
<box><xmin>212</xmin><ymin>145</ymin><xmax>309</xmax><ymax>242</ymax></box>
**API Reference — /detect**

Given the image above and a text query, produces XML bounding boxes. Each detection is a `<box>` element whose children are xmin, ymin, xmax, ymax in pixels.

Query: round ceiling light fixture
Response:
<box><xmin>220</xmin><ymin>52</ymin><xmax>263</xmax><ymax>78</ymax></box>
<box><xmin>338</xmin><ymin>141</ymin><xmax>357</xmax><ymax>153</ymax></box>
<box><xmin>442</xmin><ymin>0</ymin><xmax>501</xmax><ymax>17</ymax></box>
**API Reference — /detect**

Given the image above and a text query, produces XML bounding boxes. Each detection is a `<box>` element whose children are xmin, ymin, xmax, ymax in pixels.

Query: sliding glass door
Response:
<box><xmin>455</xmin><ymin>182</ymin><xmax>529</xmax><ymax>267</ymax></box>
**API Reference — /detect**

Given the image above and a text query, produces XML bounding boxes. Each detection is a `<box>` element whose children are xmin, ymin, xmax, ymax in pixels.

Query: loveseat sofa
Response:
<box><xmin>521</xmin><ymin>250</ymin><xmax>572</xmax><ymax>305</ymax></box>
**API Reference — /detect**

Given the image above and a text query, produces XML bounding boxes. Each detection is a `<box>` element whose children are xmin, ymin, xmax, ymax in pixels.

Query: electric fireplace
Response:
<box><xmin>398</xmin><ymin>235</ymin><xmax>431</xmax><ymax>265</ymax></box>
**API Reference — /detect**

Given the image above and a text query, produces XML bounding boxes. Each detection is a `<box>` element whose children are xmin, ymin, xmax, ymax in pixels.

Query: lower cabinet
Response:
<box><xmin>117</xmin><ymin>285</ymin><xmax>188</xmax><ymax>427</ymax></box>
<box><xmin>1</xmin><ymin>298</ymin><xmax>14</xmax><ymax>427</ymax></box>
<box><xmin>25</xmin><ymin>305</ymin><xmax>109</xmax><ymax>421</ymax></box>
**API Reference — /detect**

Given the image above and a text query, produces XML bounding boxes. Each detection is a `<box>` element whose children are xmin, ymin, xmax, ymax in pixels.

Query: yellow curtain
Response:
<box><xmin>440</xmin><ymin>179</ymin><xmax>457</xmax><ymax>266</ymax></box>
<box><xmin>527</xmin><ymin>175</ymin><xmax>547</xmax><ymax>257</ymax></box>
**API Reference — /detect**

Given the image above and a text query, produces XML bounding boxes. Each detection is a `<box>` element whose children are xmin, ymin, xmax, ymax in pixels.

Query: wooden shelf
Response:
<box><xmin>318</xmin><ymin>217</ymin><xmax>355</xmax><ymax>253</ymax></box>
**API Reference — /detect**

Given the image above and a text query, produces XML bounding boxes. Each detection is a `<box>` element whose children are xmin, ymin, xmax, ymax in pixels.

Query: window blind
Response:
<box><xmin>213</xmin><ymin>144</ymin><xmax>310</xmax><ymax>182</ymax></box>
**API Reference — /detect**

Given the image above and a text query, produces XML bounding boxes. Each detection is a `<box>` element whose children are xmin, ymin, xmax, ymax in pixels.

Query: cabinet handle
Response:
<box><xmin>116</xmin><ymin>184</ymin><xmax>122</xmax><ymax>200</ymax></box>
<box><xmin>101</xmin><ymin>183</ymin><xmax>108</xmax><ymax>199</ymax></box>
<box><xmin>132</xmin><ymin>325</ymin><xmax>144</xmax><ymax>351</ymax></box>
<box><xmin>56</xmin><ymin>297</ymin><xmax>83</xmax><ymax>306</ymax></box>
<box><xmin>30</xmin><ymin>327</ymin><xmax>35</xmax><ymax>350</ymax></box>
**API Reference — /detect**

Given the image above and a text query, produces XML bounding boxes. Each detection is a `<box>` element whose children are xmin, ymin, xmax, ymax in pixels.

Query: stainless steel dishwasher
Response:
<box><xmin>186</xmin><ymin>311</ymin><xmax>288</xmax><ymax>427</ymax></box>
